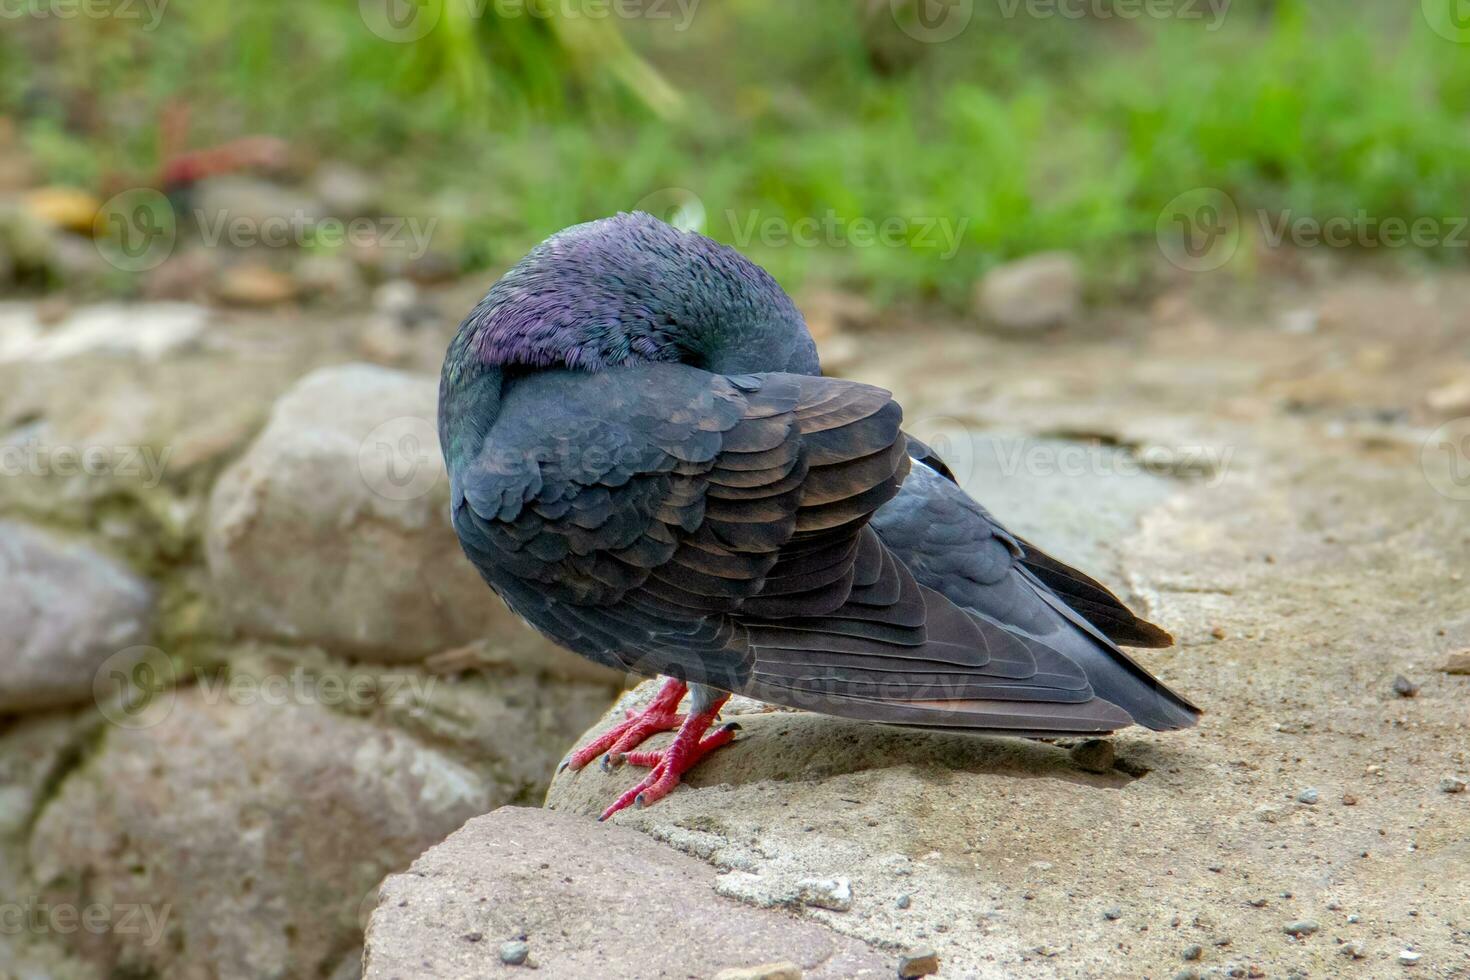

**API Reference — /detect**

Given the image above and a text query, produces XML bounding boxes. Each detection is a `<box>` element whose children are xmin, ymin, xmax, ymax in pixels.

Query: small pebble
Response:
<box><xmin>1103</xmin><ymin>906</ymin><xmax>1123</xmax><ymax>921</ymax></box>
<box><xmin>1341</xmin><ymin>941</ymin><xmax>1367</xmax><ymax>959</ymax></box>
<box><xmin>499</xmin><ymin>940</ymin><xmax>530</xmax><ymax>966</ymax></box>
<box><xmin>463</xmin><ymin>932</ymin><xmax>482</xmax><ymax>943</ymax></box>
<box><xmin>1297</xmin><ymin>788</ymin><xmax>1320</xmax><ymax>805</ymax></box>
<box><xmin>1182</xmin><ymin>944</ymin><xmax>1204</xmax><ymax>961</ymax></box>
<box><xmin>895</xmin><ymin>893</ymin><xmax>911</xmax><ymax>910</ymax></box>
<box><xmin>796</xmin><ymin>877</ymin><xmax>852</xmax><ymax>912</ymax></box>
<box><xmin>897</xmin><ymin>947</ymin><xmax>940</xmax><ymax>978</ymax></box>
<box><xmin>1342</xmin><ymin>793</ymin><xmax>1358</xmax><ymax>806</ymax></box>
<box><xmin>1392</xmin><ymin>674</ymin><xmax>1420</xmax><ymax>698</ymax></box>
<box><xmin>1284</xmin><ymin>920</ymin><xmax>1319</xmax><ymax>937</ymax></box>
<box><xmin>1348</xmin><ymin>914</ymin><xmax>1361</xmax><ymax>923</ymax></box>
<box><xmin>1440</xmin><ymin>776</ymin><xmax>1466</xmax><ymax>794</ymax></box>
<box><xmin>1399</xmin><ymin>949</ymin><xmax>1421</xmax><ymax>965</ymax></box>
<box><xmin>1070</xmin><ymin>738</ymin><xmax>1116</xmax><ymax>774</ymax></box>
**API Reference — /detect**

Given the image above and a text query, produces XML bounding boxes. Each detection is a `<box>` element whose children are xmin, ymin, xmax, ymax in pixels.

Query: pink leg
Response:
<box><xmin>563</xmin><ymin>678</ymin><xmax>688</xmax><ymax>772</ymax></box>
<box><xmin>598</xmin><ymin>690</ymin><xmax>734</xmax><ymax>821</ymax></box>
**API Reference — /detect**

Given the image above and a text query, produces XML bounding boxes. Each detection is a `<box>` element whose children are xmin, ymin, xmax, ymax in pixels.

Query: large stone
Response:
<box><xmin>27</xmin><ymin>688</ymin><xmax>496</xmax><ymax>980</ymax></box>
<box><xmin>205</xmin><ymin>364</ymin><xmax>551</xmax><ymax>662</ymax></box>
<box><xmin>0</xmin><ymin>522</ymin><xmax>155</xmax><ymax>712</ymax></box>
<box><xmin>189</xmin><ymin>176</ymin><xmax>326</xmax><ymax>240</ymax></box>
<box><xmin>362</xmin><ymin>806</ymin><xmax>890</xmax><ymax>979</ymax></box>
<box><xmin>975</xmin><ymin>251</ymin><xmax>1082</xmax><ymax>331</ymax></box>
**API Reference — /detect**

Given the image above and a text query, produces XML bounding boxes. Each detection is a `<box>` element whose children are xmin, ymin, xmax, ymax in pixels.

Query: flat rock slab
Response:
<box><xmin>363</xmin><ymin>806</ymin><xmax>891</xmax><ymax>979</ymax></box>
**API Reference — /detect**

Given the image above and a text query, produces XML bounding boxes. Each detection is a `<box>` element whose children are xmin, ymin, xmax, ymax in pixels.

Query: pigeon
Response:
<box><xmin>439</xmin><ymin>213</ymin><xmax>1199</xmax><ymax>820</ymax></box>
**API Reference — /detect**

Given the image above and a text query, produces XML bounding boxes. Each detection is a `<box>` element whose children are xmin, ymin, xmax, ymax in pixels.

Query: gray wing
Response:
<box><xmin>873</xmin><ymin>458</ymin><xmax>1198</xmax><ymax>730</ymax></box>
<box><xmin>453</xmin><ymin>363</ymin><xmax>1180</xmax><ymax>735</ymax></box>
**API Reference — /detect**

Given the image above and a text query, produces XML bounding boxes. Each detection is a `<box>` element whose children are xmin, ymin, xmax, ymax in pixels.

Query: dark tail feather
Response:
<box><xmin>1023</xmin><ymin>574</ymin><xmax>1200</xmax><ymax>731</ymax></box>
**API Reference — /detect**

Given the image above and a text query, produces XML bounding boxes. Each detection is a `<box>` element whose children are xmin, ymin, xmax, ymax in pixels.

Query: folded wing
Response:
<box><xmin>453</xmin><ymin>363</ymin><xmax>1191</xmax><ymax>736</ymax></box>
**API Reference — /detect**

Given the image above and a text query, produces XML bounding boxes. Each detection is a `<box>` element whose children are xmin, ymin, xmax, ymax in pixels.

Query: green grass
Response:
<box><xmin>6</xmin><ymin>0</ymin><xmax>1470</xmax><ymax>305</ymax></box>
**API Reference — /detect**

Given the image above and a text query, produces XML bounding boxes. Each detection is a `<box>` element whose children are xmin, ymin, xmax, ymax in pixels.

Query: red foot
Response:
<box><xmin>564</xmin><ymin>678</ymin><xmax>689</xmax><ymax>772</ymax></box>
<box><xmin>560</xmin><ymin>678</ymin><xmax>737</xmax><ymax>820</ymax></box>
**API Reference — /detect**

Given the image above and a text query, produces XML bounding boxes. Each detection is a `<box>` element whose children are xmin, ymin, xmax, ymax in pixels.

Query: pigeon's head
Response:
<box><xmin>452</xmin><ymin>212</ymin><xmax>819</xmax><ymax>377</ymax></box>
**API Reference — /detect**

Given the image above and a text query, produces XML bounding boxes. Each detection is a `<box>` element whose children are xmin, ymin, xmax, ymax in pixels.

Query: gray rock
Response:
<box><xmin>191</xmin><ymin>176</ymin><xmax>326</xmax><ymax>239</ymax></box>
<box><xmin>0</xmin><ymin>302</ymin><xmax>208</xmax><ymax>363</ymax></box>
<box><xmin>311</xmin><ymin>162</ymin><xmax>379</xmax><ymax>218</ymax></box>
<box><xmin>295</xmin><ymin>253</ymin><xmax>364</xmax><ymax>301</ymax></box>
<box><xmin>29</xmin><ymin>688</ymin><xmax>493</xmax><ymax>980</ymax></box>
<box><xmin>975</xmin><ymin>251</ymin><xmax>1082</xmax><ymax>332</ymax></box>
<box><xmin>1182</xmin><ymin>944</ymin><xmax>1204</xmax><ymax>961</ymax></box>
<box><xmin>1439</xmin><ymin>776</ymin><xmax>1466</xmax><ymax>794</ymax></box>
<box><xmin>498</xmin><ymin>939</ymin><xmax>530</xmax><ymax>965</ymax></box>
<box><xmin>1391</xmin><ymin>674</ymin><xmax>1419</xmax><ymax>698</ymax></box>
<box><xmin>205</xmin><ymin>364</ymin><xmax>581</xmax><ymax>664</ymax></box>
<box><xmin>897</xmin><ymin>946</ymin><xmax>939</xmax><ymax>978</ymax></box>
<box><xmin>362</xmin><ymin>807</ymin><xmax>889</xmax><ymax>978</ymax></box>
<box><xmin>797</xmin><ymin>877</ymin><xmax>852</xmax><ymax>912</ymax></box>
<box><xmin>1103</xmin><ymin>906</ymin><xmax>1123</xmax><ymax>921</ymax></box>
<box><xmin>1284</xmin><ymin>920</ymin><xmax>1319</xmax><ymax>936</ymax></box>
<box><xmin>1297</xmin><ymin>787</ymin><xmax>1320</xmax><ymax>805</ymax></box>
<box><xmin>0</xmin><ymin>522</ymin><xmax>154</xmax><ymax>712</ymax></box>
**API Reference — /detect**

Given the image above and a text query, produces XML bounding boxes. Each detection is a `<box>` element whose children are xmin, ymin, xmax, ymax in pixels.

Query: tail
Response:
<box><xmin>1024</xmin><ymin>571</ymin><xmax>1200</xmax><ymax>731</ymax></box>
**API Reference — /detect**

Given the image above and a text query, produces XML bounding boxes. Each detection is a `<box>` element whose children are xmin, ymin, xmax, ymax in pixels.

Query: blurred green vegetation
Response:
<box><xmin>6</xmin><ymin>0</ymin><xmax>1470</xmax><ymax>304</ymax></box>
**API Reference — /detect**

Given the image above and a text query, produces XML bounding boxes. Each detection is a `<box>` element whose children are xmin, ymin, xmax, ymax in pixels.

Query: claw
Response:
<box><xmin>597</xmin><ymin>689</ymin><xmax>736</xmax><ymax>821</ymax></box>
